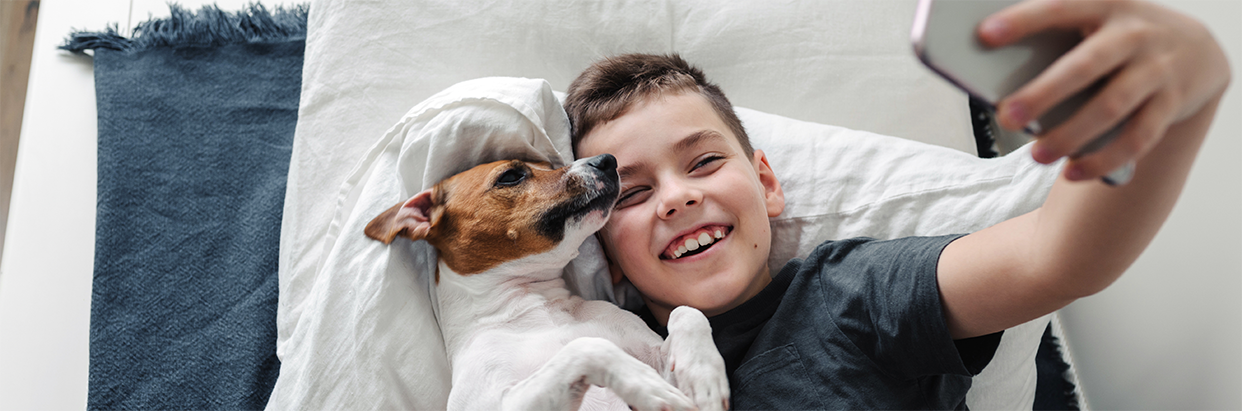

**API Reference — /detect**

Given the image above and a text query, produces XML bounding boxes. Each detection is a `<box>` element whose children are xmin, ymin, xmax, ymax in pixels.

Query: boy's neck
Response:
<box><xmin>648</xmin><ymin>264</ymin><xmax>773</xmax><ymax>326</ymax></box>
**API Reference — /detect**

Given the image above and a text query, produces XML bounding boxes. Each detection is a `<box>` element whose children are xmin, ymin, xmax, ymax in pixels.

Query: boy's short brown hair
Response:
<box><xmin>565</xmin><ymin>53</ymin><xmax>753</xmax><ymax>155</ymax></box>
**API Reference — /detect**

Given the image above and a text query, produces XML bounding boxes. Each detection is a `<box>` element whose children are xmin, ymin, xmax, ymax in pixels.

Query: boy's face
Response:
<box><xmin>576</xmin><ymin>91</ymin><xmax>785</xmax><ymax>323</ymax></box>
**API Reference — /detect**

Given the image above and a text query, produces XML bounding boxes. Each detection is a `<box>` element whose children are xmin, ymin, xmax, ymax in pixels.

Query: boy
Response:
<box><xmin>565</xmin><ymin>0</ymin><xmax>1231</xmax><ymax>409</ymax></box>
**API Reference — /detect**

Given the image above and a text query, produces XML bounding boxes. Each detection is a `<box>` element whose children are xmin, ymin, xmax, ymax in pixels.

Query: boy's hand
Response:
<box><xmin>939</xmin><ymin>0</ymin><xmax>1229</xmax><ymax>339</ymax></box>
<box><xmin>979</xmin><ymin>0</ymin><xmax>1230</xmax><ymax>182</ymax></box>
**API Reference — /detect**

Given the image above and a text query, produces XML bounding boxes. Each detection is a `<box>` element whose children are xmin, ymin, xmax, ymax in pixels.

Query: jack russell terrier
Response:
<box><xmin>365</xmin><ymin>154</ymin><xmax>729</xmax><ymax>410</ymax></box>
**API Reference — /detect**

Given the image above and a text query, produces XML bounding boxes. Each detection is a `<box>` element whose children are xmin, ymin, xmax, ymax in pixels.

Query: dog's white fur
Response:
<box><xmin>375</xmin><ymin>156</ymin><xmax>729</xmax><ymax>411</ymax></box>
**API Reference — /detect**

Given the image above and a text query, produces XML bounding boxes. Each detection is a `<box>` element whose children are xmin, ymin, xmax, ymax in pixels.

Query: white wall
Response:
<box><xmin>1059</xmin><ymin>1</ymin><xmax>1242</xmax><ymax>410</ymax></box>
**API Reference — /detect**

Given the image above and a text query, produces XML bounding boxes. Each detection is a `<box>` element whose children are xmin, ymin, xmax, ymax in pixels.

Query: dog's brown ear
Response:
<box><xmin>365</xmin><ymin>189</ymin><xmax>438</xmax><ymax>244</ymax></box>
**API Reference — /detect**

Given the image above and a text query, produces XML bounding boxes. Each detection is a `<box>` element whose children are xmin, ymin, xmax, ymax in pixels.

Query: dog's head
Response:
<box><xmin>365</xmin><ymin>154</ymin><xmax>619</xmax><ymax>275</ymax></box>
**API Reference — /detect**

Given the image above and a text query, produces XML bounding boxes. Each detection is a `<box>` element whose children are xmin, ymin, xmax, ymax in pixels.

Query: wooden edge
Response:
<box><xmin>0</xmin><ymin>0</ymin><xmax>41</xmax><ymax>267</ymax></box>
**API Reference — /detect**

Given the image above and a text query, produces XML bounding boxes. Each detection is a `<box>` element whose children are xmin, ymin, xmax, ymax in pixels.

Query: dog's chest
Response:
<box><xmin>451</xmin><ymin>296</ymin><xmax>664</xmax><ymax>378</ymax></box>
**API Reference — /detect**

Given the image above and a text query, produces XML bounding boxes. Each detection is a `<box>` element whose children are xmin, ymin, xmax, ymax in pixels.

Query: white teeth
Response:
<box><xmin>670</xmin><ymin>229</ymin><xmax>728</xmax><ymax>260</ymax></box>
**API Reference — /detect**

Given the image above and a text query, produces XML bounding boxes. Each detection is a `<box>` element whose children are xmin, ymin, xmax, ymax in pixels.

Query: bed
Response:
<box><xmin>1</xmin><ymin>0</ymin><xmax>1238</xmax><ymax>410</ymax></box>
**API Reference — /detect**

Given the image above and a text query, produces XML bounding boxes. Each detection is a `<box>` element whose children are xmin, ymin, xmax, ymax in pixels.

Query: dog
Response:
<box><xmin>365</xmin><ymin>154</ymin><xmax>729</xmax><ymax>411</ymax></box>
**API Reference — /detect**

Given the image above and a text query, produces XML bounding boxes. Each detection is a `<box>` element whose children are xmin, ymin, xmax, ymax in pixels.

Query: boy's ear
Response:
<box><xmin>752</xmin><ymin>149</ymin><xmax>786</xmax><ymax>218</ymax></box>
<box><xmin>365</xmin><ymin>189</ymin><xmax>440</xmax><ymax>244</ymax></box>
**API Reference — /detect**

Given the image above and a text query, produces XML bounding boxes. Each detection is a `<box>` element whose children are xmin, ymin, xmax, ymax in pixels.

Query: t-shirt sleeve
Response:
<box><xmin>808</xmin><ymin>235</ymin><xmax>1000</xmax><ymax>379</ymax></box>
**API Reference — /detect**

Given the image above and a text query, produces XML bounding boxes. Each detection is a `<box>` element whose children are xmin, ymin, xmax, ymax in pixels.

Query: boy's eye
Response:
<box><xmin>692</xmin><ymin>154</ymin><xmax>725</xmax><ymax>171</ymax></box>
<box><xmin>495</xmin><ymin>168</ymin><xmax>527</xmax><ymax>187</ymax></box>
<box><xmin>615</xmin><ymin>187</ymin><xmax>650</xmax><ymax>209</ymax></box>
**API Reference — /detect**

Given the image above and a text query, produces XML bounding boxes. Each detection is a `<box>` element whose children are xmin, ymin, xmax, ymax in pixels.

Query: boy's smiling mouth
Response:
<box><xmin>661</xmin><ymin>225</ymin><xmax>733</xmax><ymax>260</ymax></box>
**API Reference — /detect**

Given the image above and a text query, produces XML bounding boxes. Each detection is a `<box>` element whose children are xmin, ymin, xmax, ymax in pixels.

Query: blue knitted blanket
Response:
<box><xmin>62</xmin><ymin>4</ymin><xmax>306</xmax><ymax>409</ymax></box>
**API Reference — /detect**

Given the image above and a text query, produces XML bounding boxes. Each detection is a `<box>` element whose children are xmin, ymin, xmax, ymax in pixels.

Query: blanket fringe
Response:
<box><xmin>61</xmin><ymin>2</ymin><xmax>308</xmax><ymax>53</ymax></box>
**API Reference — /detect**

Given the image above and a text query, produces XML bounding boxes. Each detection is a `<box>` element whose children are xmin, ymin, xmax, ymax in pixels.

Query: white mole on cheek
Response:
<box><xmin>507</xmin><ymin>229</ymin><xmax>519</xmax><ymax>240</ymax></box>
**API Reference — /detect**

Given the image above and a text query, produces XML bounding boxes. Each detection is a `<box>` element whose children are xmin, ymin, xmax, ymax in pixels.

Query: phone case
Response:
<box><xmin>911</xmin><ymin>0</ymin><xmax>1134</xmax><ymax>185</ymax></box>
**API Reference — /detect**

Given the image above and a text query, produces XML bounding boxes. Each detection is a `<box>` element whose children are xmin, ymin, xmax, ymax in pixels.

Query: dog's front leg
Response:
<box><xmin>662</xmin><ymin>306</ymin><xmax>730</xmax><ymax>411</ymax></box>
<box><xmin>502</xmin><ymin>337</ymin><xmax>695</xmax><ymax>411</ymax></box>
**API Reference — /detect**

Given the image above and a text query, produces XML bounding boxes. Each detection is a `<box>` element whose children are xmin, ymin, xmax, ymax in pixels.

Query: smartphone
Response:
<box><xmin>911</xmin><ymin>0</ymin><xmax>1134</xmax><ymax>185</ymax></box>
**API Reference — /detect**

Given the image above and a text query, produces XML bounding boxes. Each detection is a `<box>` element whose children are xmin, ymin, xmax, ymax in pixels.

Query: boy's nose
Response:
<box><xmin>658</xmin><ymin>182</ymin><xmax>702</xmax><ymax>219</ymax></box>
<box><xmin>663</xmin><ymin>199</ymin><xmax>697</xmax><ymax>217</ymax></box>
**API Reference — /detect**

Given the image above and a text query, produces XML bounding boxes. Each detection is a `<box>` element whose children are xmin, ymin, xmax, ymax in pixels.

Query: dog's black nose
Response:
<box><xmin>586</xmin><ymin>154</ymin><xmax>617</xmax><ymax>173</ymax></box>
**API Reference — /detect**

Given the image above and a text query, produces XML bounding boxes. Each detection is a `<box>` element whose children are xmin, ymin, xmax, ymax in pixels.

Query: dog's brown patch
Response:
<box><xmin>367</xmin><ymin>159</ymin><xmax>595</xmax><ymax>275</ymax></box>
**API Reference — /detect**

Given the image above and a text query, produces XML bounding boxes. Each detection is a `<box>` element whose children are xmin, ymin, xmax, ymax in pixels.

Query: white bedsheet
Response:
<box><xmin>273</xmin><ymin>1</ymin><xmax>1063</xmax><ymax>409</ymax></box>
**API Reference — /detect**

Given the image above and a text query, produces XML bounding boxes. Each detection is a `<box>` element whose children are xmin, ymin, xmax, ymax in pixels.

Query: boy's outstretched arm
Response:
<box><xmin>935</xmin><ymin>0</ymin><xmax>1232</xmax><ymax>339</ymax></box>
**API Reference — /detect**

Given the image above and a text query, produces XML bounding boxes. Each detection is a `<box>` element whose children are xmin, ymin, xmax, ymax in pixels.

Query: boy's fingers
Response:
<box><xmin>1031</xmin><ymin>50</ymin><xmax>1165</xmax><ymax>162</ymax></box>
<box><xmin>978</xmin><ymin>0</ymin><xmax>1114</xmax><ymax>47</ymax></box>
<box><xmin>996</xmin><ymin>21</ymin><xmax>1140</xmax><ymax>131</ymax></box>
<box><xmin>1062</xmin><ymin>91</ymin><xmax>1173</xmax><ymax>181</ymax></box>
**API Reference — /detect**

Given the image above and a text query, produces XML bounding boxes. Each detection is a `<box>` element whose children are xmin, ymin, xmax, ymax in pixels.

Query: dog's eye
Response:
<box><xmin>495</xmin><ymin>169</ymin><xmax>527</xmax><ymax>187</ymax></box>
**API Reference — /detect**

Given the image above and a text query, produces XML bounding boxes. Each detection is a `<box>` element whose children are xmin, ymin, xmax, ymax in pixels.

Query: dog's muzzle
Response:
<box><xmin>534</xmin><ymin>154</ymin><xmax>620</xmax><ymax>242</ymax></box>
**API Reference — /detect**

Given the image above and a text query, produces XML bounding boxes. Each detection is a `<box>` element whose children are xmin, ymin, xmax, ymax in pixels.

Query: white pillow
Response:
<box><xmin>743</xmin><ymin>107</ymin><xmax>1058</xmax><ymax>269</ymax></box>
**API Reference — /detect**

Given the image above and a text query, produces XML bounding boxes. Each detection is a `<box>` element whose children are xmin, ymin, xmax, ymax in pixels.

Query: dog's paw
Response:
<box><xmin>561</xmin><ymin>337</ymin><xmax>695</xmax><ymax>411</ymax></box>
<box><xmin>664</xmin><ymin>306</ymin><xmax>731</xmax><ymax>411</ymax></box>
<box><xmin>616</xmin><ymin>380</ymin><xmax>696</xmax><ymax>411</ymax></box>
<box><xmin>607</xmin><ymin>358</ymin><xmax>696</xmax><ymax>411</ymax></box>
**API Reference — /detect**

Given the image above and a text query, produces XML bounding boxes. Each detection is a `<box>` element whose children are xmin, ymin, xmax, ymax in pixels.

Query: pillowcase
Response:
<box><xmin>743</xmin><ymin>107</ymin><xmax>1058</xmax><ymax>270</ymax></box>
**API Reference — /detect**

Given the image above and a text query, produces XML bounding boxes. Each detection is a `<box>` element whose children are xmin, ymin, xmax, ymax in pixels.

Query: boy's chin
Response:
<box><xmin>631</xmin><ymin>246</ymin><xmax>772</xmax><ymax>317</ymax></box>
<box><xmin>681</xmin><ymin>275</ymin><xmax>769</xmax><ymax>316</ymax></box>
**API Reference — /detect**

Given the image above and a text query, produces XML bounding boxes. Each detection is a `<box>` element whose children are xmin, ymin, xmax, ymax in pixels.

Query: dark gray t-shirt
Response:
<box><xmin>641</xmin><ymin>235</ymin><xmax>1001</xmax><ymax>409</ymax></box>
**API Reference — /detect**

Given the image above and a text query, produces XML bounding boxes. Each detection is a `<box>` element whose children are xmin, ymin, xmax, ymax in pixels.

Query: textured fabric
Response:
<box><xmin>78</xmin><ymin>6</ymin><xmax>305</xmax><ymax>409</ymax></box>
<box><xmin>729</xmin><ymin>235</ymin><xmax>998</xmax><ymax>410</ymax></box>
